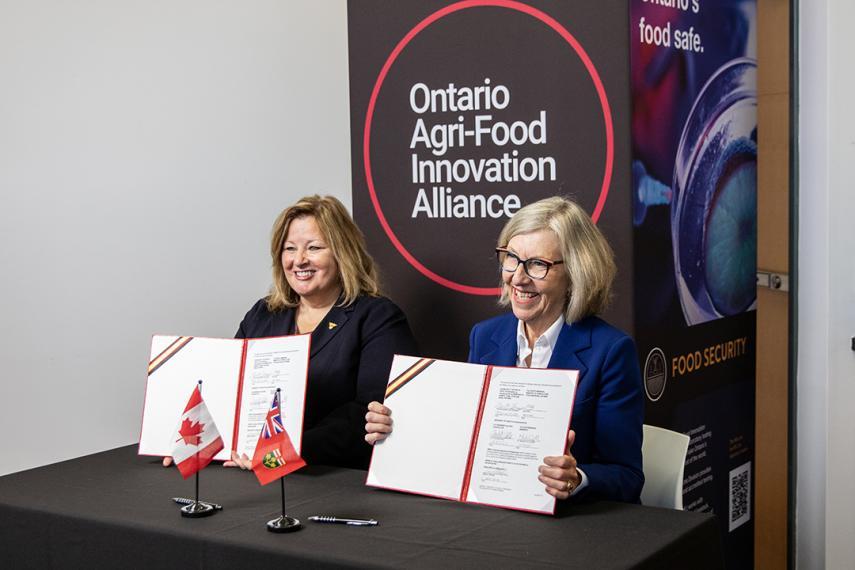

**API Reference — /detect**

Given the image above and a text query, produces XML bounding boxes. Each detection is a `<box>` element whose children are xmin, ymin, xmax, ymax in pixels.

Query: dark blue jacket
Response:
<box><xmin>237</xmin><ymin>295</ymin><xmax>418</xmax><ymax>469</ymax></box>
<box><xmin>468</xmin><ymin>313</ymin><xmax>644</xmax><ymax>503</ymax></box>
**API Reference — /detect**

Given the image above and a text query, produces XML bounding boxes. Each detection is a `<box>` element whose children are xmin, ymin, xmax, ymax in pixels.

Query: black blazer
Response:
<box><xmin>236</xmin><ymin>295</ymin><xmax>418</xmax><ymax>469</ymax></box>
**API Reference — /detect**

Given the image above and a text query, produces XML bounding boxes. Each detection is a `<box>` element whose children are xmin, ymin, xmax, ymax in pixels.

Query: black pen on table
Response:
<box><xmin>172</xmin><ymin>497</ymin><xmax>223</xmax><ymax>510</ymax></box>
<box><xmin>308</xmin><ymin>515</ymin><xmax>378</xmax><ymax>526</ymax></box>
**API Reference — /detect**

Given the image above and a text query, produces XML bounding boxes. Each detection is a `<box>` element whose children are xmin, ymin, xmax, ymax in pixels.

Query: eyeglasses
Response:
<box><xmin>495</xmin><ymin>247</ymin><xmax>563</xmax><ymax>280</ymax></box>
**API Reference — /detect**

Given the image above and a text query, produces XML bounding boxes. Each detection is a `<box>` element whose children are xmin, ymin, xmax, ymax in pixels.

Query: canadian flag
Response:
<box><xmin>170</xmin><ymin>384</ymin><xmax>224</xmax><ymax>479</ymax></box>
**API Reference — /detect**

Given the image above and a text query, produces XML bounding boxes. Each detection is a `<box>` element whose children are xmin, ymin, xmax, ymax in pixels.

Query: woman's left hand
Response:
<box><xmin>223</xmin><ymin>451</ymin><xmax>251</xmax><ymax>470</ymax></box>
<box><xmin>538</xmin><ymin>430</ymin><xmax>582</xmax><ymax>500</ymax></box>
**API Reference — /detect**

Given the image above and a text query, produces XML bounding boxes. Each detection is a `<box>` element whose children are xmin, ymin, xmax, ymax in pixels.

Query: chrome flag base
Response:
<box><xmin>266</xmin><ymin>515</ymin><xmax>302</xmax><ymax>533</ymax></box>
<box><xmin>180</xmin><ymin>501</ymin><xmax>217</xmax><ymax>518</ymax></box>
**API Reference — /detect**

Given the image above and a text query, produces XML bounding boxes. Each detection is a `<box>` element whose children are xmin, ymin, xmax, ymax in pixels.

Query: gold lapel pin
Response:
<box><xmin>328</xmin><ymin>322</ymin><xmax>338</xmax><ymax>330</ymax></box>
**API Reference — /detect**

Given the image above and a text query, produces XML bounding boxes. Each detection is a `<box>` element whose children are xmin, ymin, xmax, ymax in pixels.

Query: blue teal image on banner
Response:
<box><xmin>630</xmin><ymin>1</ymin><xmax>757</xmax><ymax>568</ymax></box>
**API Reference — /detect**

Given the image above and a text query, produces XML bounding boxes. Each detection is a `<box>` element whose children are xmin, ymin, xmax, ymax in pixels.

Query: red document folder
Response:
<box><xmin>138</xmin><ymin>333</ymin><xmax>310</xmax><ymax>462</ymax></box>
<box><xmin>366</xmin><ymin>355</ymin><xmax>578</xmax><ymax>514</ymax></box>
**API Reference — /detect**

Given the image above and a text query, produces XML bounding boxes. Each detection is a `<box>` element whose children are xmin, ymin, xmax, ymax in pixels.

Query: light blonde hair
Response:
<box><xmin>497</xmin><ymin>196</ymin><xmax>616</xmax><ymax>323</ymax></box>
<box><xmin>267</xmin><ymin>195</ymin><xmax>380</xmax><ymax>310</ymax></box>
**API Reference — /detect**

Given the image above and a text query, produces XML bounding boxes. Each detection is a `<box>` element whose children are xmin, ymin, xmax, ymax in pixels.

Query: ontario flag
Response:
<box><xmin>251</xmin><ymin>389</ymin><xmax>305</xmax><ymax>485</ymax></box>
<box><xmin>170</xmin><ymin>384</ymin><xmax>224</xmax><ymax>479</ymax></box>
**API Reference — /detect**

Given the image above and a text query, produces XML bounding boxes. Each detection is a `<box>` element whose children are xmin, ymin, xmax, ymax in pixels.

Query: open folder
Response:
<box><xmin>138</xmin><ymin>334</ymin><xmax>310</xmax><ymax>461</ymax></box>
<box><xmin>367</xmin><ymin>355</ymin><xmax>578</xmax><ymax>514</ymax></box>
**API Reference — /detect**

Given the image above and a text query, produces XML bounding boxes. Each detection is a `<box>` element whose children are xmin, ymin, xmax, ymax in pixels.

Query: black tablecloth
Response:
<box><xmin>0</xmin><ymin>446</ymin><xmax>722</xmax><ymax>569</ymax></box>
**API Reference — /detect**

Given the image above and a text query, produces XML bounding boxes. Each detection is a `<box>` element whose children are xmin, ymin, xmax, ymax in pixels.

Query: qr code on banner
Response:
<box><xmin>728</xmin><ymin>462</ymin><xmax>751</xmax><ymax>532</ymax></box>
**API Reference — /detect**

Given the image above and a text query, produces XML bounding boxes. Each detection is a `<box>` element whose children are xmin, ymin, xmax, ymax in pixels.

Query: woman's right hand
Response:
<box><xmin>365</xmin><ymin>401</ymin><xmax>393</xmax><ymax>444</ymax></box>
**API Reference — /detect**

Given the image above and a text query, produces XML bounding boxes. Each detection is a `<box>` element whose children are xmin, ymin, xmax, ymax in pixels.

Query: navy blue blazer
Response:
<box><xmin>468</xmin><ymin>313</ymin><xmax>644</xmax><ymax>503</ymax></box>
<box><xmin>236</xmin><ymin>295</ymin><xmax>418</xmax><ymax>470</ymax></box>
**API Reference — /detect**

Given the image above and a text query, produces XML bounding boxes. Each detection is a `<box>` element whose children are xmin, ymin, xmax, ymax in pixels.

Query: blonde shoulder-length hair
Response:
<box><xmin>497</xmin><ymin>196</ymin><xmax>616</xmax><ymax>323</ymax></box>
<box><xmin>267</xmin><ymin>195</ymin><xmax>381</xmax><ymax>311</ymax></box>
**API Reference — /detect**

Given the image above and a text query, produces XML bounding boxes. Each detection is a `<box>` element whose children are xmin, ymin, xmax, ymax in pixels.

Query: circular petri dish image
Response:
<box><xmin>671</xmin><ymin>58</ymin><xmax>757</xmax><ymax>325</ymax></box>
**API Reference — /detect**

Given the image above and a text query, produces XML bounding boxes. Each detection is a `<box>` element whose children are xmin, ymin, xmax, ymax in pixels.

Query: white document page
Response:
<box><xmin>234</xmin><ymin>334</ymin><xmax>311</xmax><ymax>458</ymax></box>
<box><xmin>139</xmin><ymin>336</ymin><xmax>243</xmax><ymax>461</ymax></box>
<box><xmin>367</xmin><ymin>356</ymin><xmax>487</xmax><ymax>500</ymax></box>
<box><xmin>465</xmin><ymin>367</ymin><xmax>578</xmax><ymax>513</ymax></box>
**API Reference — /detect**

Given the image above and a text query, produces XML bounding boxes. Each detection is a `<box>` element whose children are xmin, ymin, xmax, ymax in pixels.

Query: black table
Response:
<box><xmin>0</xmin><ymin>446</ymin><xmax>722</xmax><ymax>569</ymax></box>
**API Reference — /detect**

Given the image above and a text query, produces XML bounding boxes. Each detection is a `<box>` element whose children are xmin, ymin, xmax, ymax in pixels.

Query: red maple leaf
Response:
<box><xmin>178</xmin><ymin>418</ymin><xmax>204</xmax><ymax>446</ymax></box>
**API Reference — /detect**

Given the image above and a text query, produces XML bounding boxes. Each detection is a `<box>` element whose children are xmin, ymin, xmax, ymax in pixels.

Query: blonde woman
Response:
<box><xmin>366</xmin><ymin>197</ymin><xmax>643</xmax><ymax>502</ymax></box>
<box><xmin>236</xmin><ymin>195</ymin><xmax>418</xmax><ymax>469</ymax></box>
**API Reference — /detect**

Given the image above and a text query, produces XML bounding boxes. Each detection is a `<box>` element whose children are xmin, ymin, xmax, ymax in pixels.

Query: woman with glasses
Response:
<box><xmin>365</xmin><ymin>196</ymin><xmax>643</xmax><ymax>503</ymax></box>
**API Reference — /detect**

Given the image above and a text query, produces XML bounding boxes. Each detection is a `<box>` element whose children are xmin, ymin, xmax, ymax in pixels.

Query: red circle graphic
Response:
<box><xmin>363</xmin><ymin>0</ymin><xmax>614</xmax><ymax>296</ymax></box>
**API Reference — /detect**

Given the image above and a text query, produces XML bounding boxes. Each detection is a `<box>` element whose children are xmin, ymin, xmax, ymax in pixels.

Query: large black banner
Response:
<box><xmin>348</xmin><ymin>0</ymin><xmax>632</xmax><ymax>360</ymax></box>
<box><xmin>349</xmin><ymin>1</ymin><xmax>756</xmax><ymax>568</ymax></box>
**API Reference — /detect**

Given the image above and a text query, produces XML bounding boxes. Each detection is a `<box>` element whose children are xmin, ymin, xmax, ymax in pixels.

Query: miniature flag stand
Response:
<box><xmin>251</xmin><ymin>388</ymin><xmax>306</xmax><ymax>532</ymax></box>
<box><xmin>267</xmin><ymin>477</ymin><xmax>298</xmax><ymax>532</ymax></box>
<box><xmin>170</xmin><ymin>380</ymin><xmax>224</xmax><ymax>518</ymax></box>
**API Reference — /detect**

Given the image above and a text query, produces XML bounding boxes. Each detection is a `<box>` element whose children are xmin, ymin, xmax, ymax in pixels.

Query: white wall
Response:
<box><xmin>0</xmin><ymin>1</ymin><xmax>351</xmax><ymax>475</ymax></box>
<box><xmin>797</xmin><ymin>0</ymin><xmax>855</xmax><ymax>567</ymax></box>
